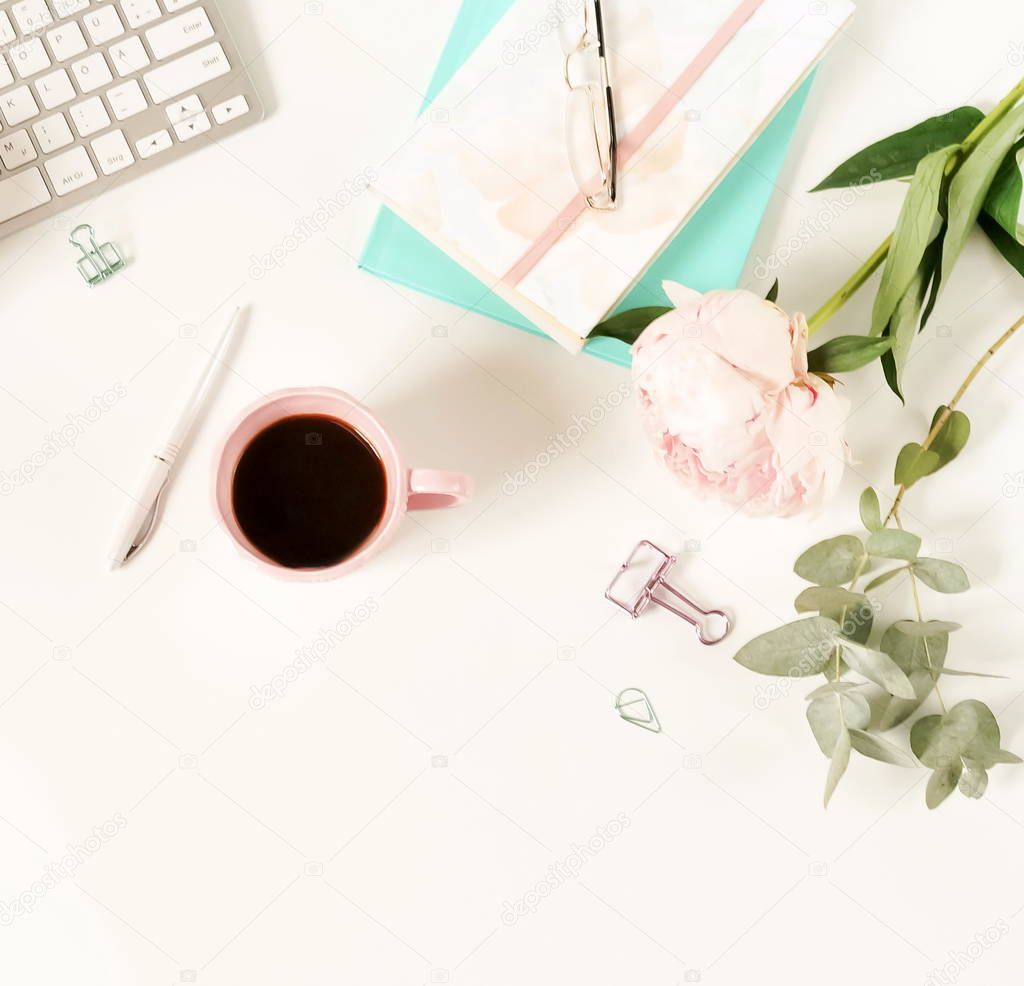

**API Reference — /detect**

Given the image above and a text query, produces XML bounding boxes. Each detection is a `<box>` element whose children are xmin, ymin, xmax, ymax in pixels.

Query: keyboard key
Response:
<box><xmin>70</xmin><ymin>95</ymin><xmax>110</xmax><ymax>136</ymax></box>
<box><xmin>0</xmin><ymin>57</ymin><xmax>14</xmax><ymax>91</ymax></box>
<box><xmin>109</xmin><ymin>35</ymin><xmax>150</xmax><ymax>76</ymax></box>
<box><xmin>165</xmin><ymin>93</ymin><xmax>201</xmax><ymax>124</ymax></box>
<box><xmin>120</xmin><ymin>0</ymin><xmax>162</xmax><ymax>28</ymax></box>
<box><xmin>91</xmin><ymin>129</ymin><xmax>134</xmax><ymax>174</ymax></box>
<box><xmin>212</xmin><ymin>94</ymin><xmax>248</xmax><ymax>124</ymax></box>
<box><xmin>136</xmin><ymin>128</ymin><xmax>171</xmax><ymax>158</ymax></box>
<box><xmin>173</xmin><ymin>109</ymin><xmax>209</xmax><ymax>141</ymax></box>
<box><xmin>72</xmin><ymin>52</ymin><xmax>114</xmax><ymax>93</ymax></box>
<box><xmin>106</xmin><ymin>78</ymin><xmax>147</xmax><ymax>119</ymax></box>
<box><xmin>0</xmin><ymin>168</ymin><xmax>51</xmax><ymax>223</ymax></box>
<box><xmin>35</xmin><ymin>68</ymin><xmax>76</xmax><ymax>109</ymax></box>
<box><xmin>11</xmin><ymin>0</ymin><xmax>53</xmax><ymax>35</ymax></box>
<box><xmin>84</xmin><ymin>5</ymin><xmax>125</xmax><ymax>46</ymax></box>
<box><xmin>53</xmin><ymin>0</ymin><xmax>92</xmax><ymax>16</ymax></box>
<box><xmin>0</xmin><ymin>129</ymin><xmax>38</xmax><ymax>170</ymax></box>
<box><xmin>0</xmin><ymin>12</ymin><xmax>17</xmax><ymax>47</ymax></box>
<box><xmin>45</xmin><ymin>146</ymin><xmax>99</xmax><ymax>195</ymax></box>
<box><xmin>162</xmin><ymin>0</ymin><xmax>195</xmax><ymax>10</ymax></box>
<box><xmin>47</xmin><ymin>22</ymin><xmax>89</xmax><ymax>61</ymax></box>
<box><xmin>145</xmin><ymin>6</ymin><xmax>213</xmax><ymax>60</ymax></box>
<box><xmin>142</xmin><ymin>41</ymin><xmax>229</xmax><ymax>102</ymax></box>
<box><xmin>11</xmin><ymin>38</ymin><xmax>51</xmax><ymax>79</ymax></box>
<box><xmin>1</xmin><ymin>86</ymin><xmax>39</xmax><ymax>127</ymax></box>
<box><xmin>33</xmin><ymin>112</ymin><xmax>75</xmax><ymax>152</ymax></box>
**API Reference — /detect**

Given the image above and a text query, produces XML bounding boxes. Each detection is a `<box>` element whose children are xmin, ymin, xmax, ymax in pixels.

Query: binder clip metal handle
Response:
<box><xmin>70</xmin><ymin>224</ymin><xmax>125</xmax><ymax>286</ymax></box>
<box><xmin>605</xmin><ymin>540</ymin><xmax>731</xmax><ymax>646</ymax></box>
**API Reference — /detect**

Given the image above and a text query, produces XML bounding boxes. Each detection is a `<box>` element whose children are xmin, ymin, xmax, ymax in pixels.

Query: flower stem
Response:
<box><xmin>885</xmin><ymin>310</ymin><xmax>1024</xmax><ymax>523</ymax></box>
<box><xmin>806</xmin><ymin>75</ymin><xmax>1024</xmax><ymax>336</ymax></box>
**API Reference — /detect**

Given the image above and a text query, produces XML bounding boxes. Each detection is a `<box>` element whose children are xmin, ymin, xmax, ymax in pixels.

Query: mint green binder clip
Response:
<box><xmin>70</xmin><ymin>224</ymin><xmax>125</xmax><ymax>286</ymax></box>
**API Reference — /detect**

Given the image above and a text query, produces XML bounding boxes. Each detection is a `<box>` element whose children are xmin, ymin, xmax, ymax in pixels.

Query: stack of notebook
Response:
<box><xmin>360</xmin><ymin>0</ymin><xmax>854</xmax><ymax>367</ymax></box>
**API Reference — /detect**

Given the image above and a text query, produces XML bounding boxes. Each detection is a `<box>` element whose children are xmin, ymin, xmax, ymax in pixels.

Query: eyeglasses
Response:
<box><xmin>562</xmin><ymin>0</ymin><xmax>618</xmax><ymax>211</ymax></box>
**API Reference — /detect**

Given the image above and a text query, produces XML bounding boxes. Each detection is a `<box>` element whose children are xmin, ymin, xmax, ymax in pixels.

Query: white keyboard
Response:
<box><xmin>0</xmin><ymin>0</ymin><xmax>262</xmax><ymax>238</ymax></box>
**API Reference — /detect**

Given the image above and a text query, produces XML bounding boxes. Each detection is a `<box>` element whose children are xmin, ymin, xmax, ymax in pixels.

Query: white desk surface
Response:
<box><xmin>3</xmin><ymin>0</ymin><xmax>1024</xmax><ymax>982</ymax></box>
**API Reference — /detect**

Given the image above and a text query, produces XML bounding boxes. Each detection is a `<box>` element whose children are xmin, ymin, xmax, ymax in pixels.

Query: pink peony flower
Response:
<box><xmin>632</xmin><ymin>282</ymin><xmax>849</xmax><ymax>517</ymax></box>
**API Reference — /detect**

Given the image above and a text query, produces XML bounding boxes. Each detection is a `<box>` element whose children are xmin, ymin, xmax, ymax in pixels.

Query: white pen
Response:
<box><xmin>108</xmin><ymin>307</ymin><xmax>243</xmax><ymax>570</ymax></box>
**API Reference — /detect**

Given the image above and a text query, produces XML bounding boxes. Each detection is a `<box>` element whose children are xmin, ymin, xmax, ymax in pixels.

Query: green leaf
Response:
<box><xmin>893</xmin><ymin>619</ymin><xmax>960</xmax><ymax>637</ymax></box>
<box><xmin>841</xmin><ymin>640</ymin><xmax>917</xmax><ymax>699</ymax></box>
<box><xmin>912</xmin><ymin>558</ymin><xmax>969</xmax><ymax>593</ymax></box>
<box><xmin>958</xmin><ymin>765</ymin><xmax>989</xmax><ymax>799</ymax></box>
<box><xmin>794</xmin><ymin>587</ymin><xmax>870</xmax><ymax>614</ymax></box>
<box><xmin>848</xmin><ymin>728</ymin><xmax>917</xmax><ymax>766</ymax></box>
<box><xmin>733</xmin><ymin>617</ymin><xmax>839</xmax><ymax>677</ymax></box>
<box><xmin>765</xmin><ymin>279</ymin><xmax>779</xmax><ymax>303</ymax></box>
<box><xmin>864</xmin><ymin>567</ymin><xmax>908</xmax><ymax>591</ymax></box>
<box><xmin>910</xmin><ymin>699</ymin><xmax>1014</xmax><ymax>771</ymax></box>
<box><xmin>810</xmin><ymin>107</ymin><xmax>983</xmax><ymax>191</ymax></box>
<box><xmin>882</xmin><ymin>242</ymin><xmax>940</xmax><ymax>399</ymax></box>
<box><xmin>980</xmin><ymin>209</ymin><xmax>1024</xmax><ymax>277</ymax></box>
<box><xmin>941</xmin><ymin>667</ymin><xmax>1008</xmax><ymax>679</ymax></box>
<box><xmin>942</xmin><ymin>102</ymin><xmax>1024</xmax><ymax>286</ymax></box>
<box><xmin>929</xmin><ymin>407</ymin><xmax>971</xmax><ymax>468</ymax></box>
<box><xmin>825</xmin><ymin>728</ymin><xmax>851</xmax><ymax>808</ymax></box>
<box><xmin>866</xmin><ymin>529</ymin><xmax>921</xmax><ymax>562</ymax></box>
<box><xmin>794</xmin><ymin>535</ymin><xmax>866</xmax><ymax>587</ymax></box>
<box><xmin>894</xmin><ymin>442</ymin><xmax>941</xmax><ymax>488</ymax></box>
<box><xmin>982</xmin><ymin>137</ymin><xmax>1024</xmax><ymax>241</ymax></box>
<box><xmin>871</xmin><ymin>146</ymin><xmax>958</xmax><ymax>338</ymax></box>
<box><xmin>859</xmin><ymin>488</ymin><xmax>882</xmax><ymax>532</ymax></box>
<box><xmin>588</xmin><ymin>306</ymin><xmax>672</xmax><ymax>344</ymax></box>
<box><xmin>926</xmin><ymin>761</ymin><xmax>963</xmax><ymax>809</ymax></box>
<box><xmin>805</xmin><ymin>681</ymin><xmax>866</xmax><ymax>700</ymax></box>
<box><xmin>880</xmin><ymin>623</ymin><xmax>949</xmax><ymax>674</ymax></box>
<box><xmin>807</xmin><ymin>691</ymin><xmax>871</xmax><ymax>756</ymax></box>
<box><xmin>873</xmin><ymin>669</ymin><xmax>935</xmax><ymax>731</ymax></box>
<box><xmin>807</xmin><ymin>335</ymin><xmax>893</xmax><ymax>374</ymax></box>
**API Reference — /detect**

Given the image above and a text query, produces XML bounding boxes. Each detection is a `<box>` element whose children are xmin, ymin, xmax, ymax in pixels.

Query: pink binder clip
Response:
<box><xmin>605</xmin><ymin>540</ymin><xmax>731</xmax><ymax>646</ymax></box>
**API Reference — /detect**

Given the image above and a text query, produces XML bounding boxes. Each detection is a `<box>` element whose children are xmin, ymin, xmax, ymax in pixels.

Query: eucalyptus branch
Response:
<box><xmin>886</xmin><ymin>310</ymin><xmax>1024</xmax><ymax>521</ymax></box>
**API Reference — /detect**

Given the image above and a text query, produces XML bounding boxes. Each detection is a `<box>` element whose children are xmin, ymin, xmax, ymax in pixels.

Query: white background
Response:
<box><xmin>2</xmin><ymin>0</ymin><xmax>1024</xmax><ymax>983</ymax></box>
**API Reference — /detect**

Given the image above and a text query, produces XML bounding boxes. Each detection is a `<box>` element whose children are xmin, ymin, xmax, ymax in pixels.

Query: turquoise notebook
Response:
<box><xmin>359</xmin><ymin>1</ymin><xmax>813</xmax><ymax>368</ymax></box>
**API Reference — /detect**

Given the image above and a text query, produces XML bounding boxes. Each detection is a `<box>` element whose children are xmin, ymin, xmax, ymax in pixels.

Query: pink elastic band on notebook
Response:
<box><xmin>502</xmin><ymin>0</ymin><xmax>766</xmax><ymax>288</ymax></box>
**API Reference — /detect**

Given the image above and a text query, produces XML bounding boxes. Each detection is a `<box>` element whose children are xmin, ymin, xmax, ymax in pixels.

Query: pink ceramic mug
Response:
<box><xmin>214</xmin><ymin>387</ymin><xmax>472</xmax><ymax>580</ymax></box>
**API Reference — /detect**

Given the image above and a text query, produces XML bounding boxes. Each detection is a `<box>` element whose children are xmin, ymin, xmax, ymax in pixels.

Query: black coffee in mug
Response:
<box><xmin>231</xmin><ymin>414</ymin><xmax>388</xmax><ymax>569</ymax></box>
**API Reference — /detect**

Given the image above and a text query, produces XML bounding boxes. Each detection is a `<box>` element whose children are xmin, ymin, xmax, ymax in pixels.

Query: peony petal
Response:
<box><xmin>661</xmin><ymin>280</ymin><xmax>704</xmax><ymax>315</ymax></box>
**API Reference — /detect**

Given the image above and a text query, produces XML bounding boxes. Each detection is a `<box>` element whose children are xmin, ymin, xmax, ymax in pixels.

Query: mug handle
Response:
<box><xmin>407</xmin><ymin>469</ymin><xmax>473</xmax><ymax>510</ymax></box>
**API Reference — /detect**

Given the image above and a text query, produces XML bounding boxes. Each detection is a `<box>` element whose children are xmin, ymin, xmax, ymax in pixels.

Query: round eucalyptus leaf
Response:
<box><xmin>880</xmin><ymin>623</ymin><xmax>949</xmax><ymax>673</ymax></box>
<box><xmin>912</xmin><ymin>558</ymin><xmax>970</xmax><ymax>593</ymax></box>
<box><xmin>958</xmin><ymin>766</ymin><xmax>989</xmax><ymax>799</ymax></box>
<box><xmin>805</xmin><ymin>681</ymin><xmax>867</xmax><ymax>701</ymax></box>
<box><xmin>926</xmin><ymin>762</ymin><xmax>963</xmax><ymax>809</ymax></box>
<box><xmin>894</xmin><ymin>442</ymin><xmax>942</xmax><ymax>488</ymax></box>
<box><xmin>807</xmin><ymin>692</ymin><xmax>871</xmax><ymax>756</ymax></box>
<box><xmin>734</xmin><ymin>617</ymin><xmax>839</xmax><ymax>677</ymax></box>
<box><xmin>859</xmin><ymin>487</ymin><xmax>882</xmax><ymax>532</ymax></box>
<box><xmin>910</xmin><ymin>700</ymin><xmax>1005</xmax><ymax>770</ymax></box>
<box><xmin>872</xmin><ymin>669</ymin><xmax>934</xmax><ymax>731</ymax></box>
<box><xmin>794</xmin><ymin>535</ymin><xmax>866</xmax><ymax>587</ymax></box>
<box><xmin>864</xmin><ymin>566</ymin><xmax>909</xmax><ymax>592</ymax></box>
<box><xmin>794</xmin><ymin>586</ymin><xmax>869</xmax><ymax>614</ymax></box>
<box><xmin>866</xmin><ymin>529</ymin><xmax>921</xmax><ymax>561</ymax></box>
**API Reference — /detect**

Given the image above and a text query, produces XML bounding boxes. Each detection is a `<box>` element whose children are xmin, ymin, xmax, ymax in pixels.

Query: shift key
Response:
<box><xmin>143</xmin><ymin>42</ymin><xmax>230</xmax><ymax>103</ymax></box>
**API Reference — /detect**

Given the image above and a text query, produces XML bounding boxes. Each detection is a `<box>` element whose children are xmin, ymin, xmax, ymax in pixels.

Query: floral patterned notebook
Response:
<box><xmin>374</xmin><ymin>0</ymin><xmax>854</xmax><ymax>352</ymax></box>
